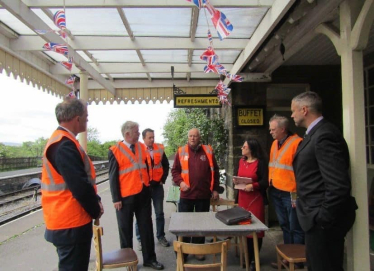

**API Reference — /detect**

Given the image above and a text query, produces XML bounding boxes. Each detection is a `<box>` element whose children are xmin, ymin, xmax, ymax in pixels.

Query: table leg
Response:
<box><xmin>242</xmin><ymin>236</ymin><xmax>249</xmax><ymax>271</ymax></box>
<box><xmin>253</xmin><ymin>232</ymin><xmax>260</xmax><ymax>271</ymax></box>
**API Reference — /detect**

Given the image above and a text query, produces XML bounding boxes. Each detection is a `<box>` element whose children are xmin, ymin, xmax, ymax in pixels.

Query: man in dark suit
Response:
<box><xmin>291</xmin><ymin>91</ymin><xmax>357</xmax><ymax>271</ymax></box>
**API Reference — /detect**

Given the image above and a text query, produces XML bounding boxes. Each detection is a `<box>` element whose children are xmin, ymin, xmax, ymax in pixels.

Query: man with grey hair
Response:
<box><xmin>41</xmin><ymin>97</ymin><xmax>104</xmax><ymax>271</ymax></box>
<box><xmin>268</xmin><ymin>114</ymin><xmax>304</xmax><ymax>269</ymax></box>
<box><xmin>291</xmin><ymin>91</ymin><xmax>357</xmax><ymax>271</ymax></box>
<box><xmin>108</xmin><ymin>121</ymin><xmax>164</xmax><ymax>270</ymax></box>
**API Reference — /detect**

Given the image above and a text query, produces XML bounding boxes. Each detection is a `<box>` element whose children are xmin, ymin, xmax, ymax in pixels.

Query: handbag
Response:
<box><xmin>215</xmin><ymin>206</ymin><xmax>252</xmax><ymax>225</ymax></box>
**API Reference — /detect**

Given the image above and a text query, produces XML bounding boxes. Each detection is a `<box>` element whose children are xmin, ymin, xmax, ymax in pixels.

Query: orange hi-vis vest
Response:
<box><xmin>148</xmin><ymin>143</ymin><xmax>165</xmax><ymax>182</ymax></box>
<box><xmin>178</xmin><ymin>144</ymin><xmax>215</xmax><ymax>191</ymax></box>
<box><xmin>110</xmin><ymin>141</ymin><xmax>150</xmax><ymax>198</ymax></box>
<box><xmin>268</xmin><ymin>134</ymin><xmax>302</xmax><ymax>192</ymax></box>
<box><xmin>41</xmin><ymin>129</ymin><xmax>97</xmax><ymax>230</ymax></box>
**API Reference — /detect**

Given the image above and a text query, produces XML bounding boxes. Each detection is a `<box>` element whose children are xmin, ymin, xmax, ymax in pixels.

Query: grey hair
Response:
<box><xmin>269</xmin><ymin>114</ymin><xmax>289</xmax><ymax>130</ymax></box>
<box><xmin>55</xmin><ymin>98</ymin><xmax>86</xmax><ymax>123</ymax></box>
<box><xmin>292</xmin><ymin>91</ymin><xmax>322</xmax><ymax>114</ymax></box>
<box><xmin>121</xmin><ymin>121</ymin><xmax>139</xmax><ymax>138</ymax></box>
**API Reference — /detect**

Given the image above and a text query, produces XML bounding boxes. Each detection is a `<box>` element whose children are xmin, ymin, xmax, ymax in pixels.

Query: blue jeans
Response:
<box><xmin>136</xmin><ymin>183</ymin><xmax>165</xmax><ymax>241</ymax></box>
<box><xmin>269</xmin><ymin>186</ymin><xmax>305</xmax><ymax>244</ymax></box>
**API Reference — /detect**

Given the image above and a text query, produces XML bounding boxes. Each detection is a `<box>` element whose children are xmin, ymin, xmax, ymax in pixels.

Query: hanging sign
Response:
<box><xmin>236</xmin><ymin>107</ymin><xmax>264</xmax><ymax>126</ymax></box>
<box><xmin>174</xmin><ymin>94</ymin><xmax>221</xmax><ymax>108</ymax></box>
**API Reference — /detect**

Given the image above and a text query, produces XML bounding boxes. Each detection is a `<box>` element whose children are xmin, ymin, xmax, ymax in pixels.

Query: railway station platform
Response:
<box><xmin>0</xmin><ymin>165</ymin><xmax>291</xmax><ymax>271</ymax></box>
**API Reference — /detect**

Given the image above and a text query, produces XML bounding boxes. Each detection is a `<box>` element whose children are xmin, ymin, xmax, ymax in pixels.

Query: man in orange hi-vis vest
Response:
<box><xmin>41</xmin><ymin>97</ymin><xmax>104</xmax><ymax>271</ymax></box>
<box><xmin>108</xmin><ymin>121</ymin><xmax>164</xmax><ymax>270</ymax></box>
<box><xmin>171</xmin><ymin>128</ymin><xmax>220</xmax><ymax>262</ymax></box>
<box><xmin>135</xmin><ymin>128</ymin><xmax>170</xmax><ymax>251</ymax></box>
<box><xmin>268</xmin><ymin>114</ymin><xmax>305</xmax><ymax>269</ymax></box>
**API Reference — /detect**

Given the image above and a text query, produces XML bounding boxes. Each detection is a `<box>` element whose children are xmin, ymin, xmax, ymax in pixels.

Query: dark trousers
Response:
<box><xmin>116</xmin><ymin>185</ymin><xmax>156</xmax><ymax>263</ymax></box>
<box><xmin>269</xmin><ymin>186</ymin><xmax>305</xmax><ymax>244</ymax></box>
<box><xmin>56</xmin><ymin>241</ymin><xmax>91</xmax><ymax>271</ymax></box>
<box><xmin>178</xmin><ymin>198</ymin><xmax>211</xmax><ymax>244</ymax></box>
<box><xmin>305</xmin><ymin>208</ymin><xmax>355</xmax><ymax>271</ymax></box>
<box><xmin>246</xmin><ymin>238</ymin><xmax>263</xmax><ymax>264</ymax></box>
<box><xmin>136</xmin><ymin>183</ymin><xmax>165</xmax><ymax>241</ymax></box>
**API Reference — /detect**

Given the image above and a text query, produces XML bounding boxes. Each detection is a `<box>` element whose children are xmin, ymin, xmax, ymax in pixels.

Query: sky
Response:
<box><xmin>0</xmin><ymin>72</ymin><xmax>174</xmax><ymax>144</ymax></box>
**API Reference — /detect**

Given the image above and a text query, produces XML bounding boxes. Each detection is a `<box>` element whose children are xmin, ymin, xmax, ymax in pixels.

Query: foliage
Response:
<box><xmin>162</xmin><ymin>108</ymin><xmax>228</xmax><ymax>167</ymax></box>
<box><xmin>87</xmin><ymin>127</ymin><xmax>100</xmax><ymax>143</ymax></box>
<box><xmin>0</xmin><ymin>137</ymin><xmax>48</xmax><ymax>158</ymax></box>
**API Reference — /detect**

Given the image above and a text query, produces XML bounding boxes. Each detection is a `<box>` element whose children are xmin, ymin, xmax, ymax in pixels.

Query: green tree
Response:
<box><xmin>87</xmin><ymin>127</ymin><xmax>100</xmax><ymax>143</ymax></box>
<box><xmin>163</xmin><ymin>108</ymin><xmax>228</xmax><ymax>167</ymax></box>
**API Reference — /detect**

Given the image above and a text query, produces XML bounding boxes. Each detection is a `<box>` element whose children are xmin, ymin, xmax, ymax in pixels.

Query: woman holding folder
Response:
<box><xmin>233</xmin><ymin>138</ymin><xmax>268</xmax><ymax>271</ymax></box>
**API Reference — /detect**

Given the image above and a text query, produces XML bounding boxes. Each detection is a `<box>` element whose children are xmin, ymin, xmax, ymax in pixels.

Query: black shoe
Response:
<box><xmin>144</xmin><ymin>260</ymin><xmax>164</xmax><ymax>270</ymax></box>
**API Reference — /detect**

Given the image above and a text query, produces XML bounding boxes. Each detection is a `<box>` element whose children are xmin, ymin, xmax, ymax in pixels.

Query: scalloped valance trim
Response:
<box><xmin>0</xmin><ymin>48</ymin><xmax>70</xmax><ymax>98</ymax></box>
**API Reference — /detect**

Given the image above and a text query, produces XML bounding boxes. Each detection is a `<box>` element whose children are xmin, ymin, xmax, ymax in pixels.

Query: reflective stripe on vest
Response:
<box><xmin>41</xmin><ymin>129</ymin><xmax>97</xmax><ymax>230</ymax></box>
<box><xmin>110</xmin><ymin>141</ymin><xmax>150</xmax><ymax>198</ymax></box>
<box><xmin>178</xmin><ymin>144</ymin><xmax>215</xmax><ymax>191</ymax></box>
<box><xmin>269</xmin><ymin>136</ymin><xmax>298</xmax><ymax>172</ymax></box>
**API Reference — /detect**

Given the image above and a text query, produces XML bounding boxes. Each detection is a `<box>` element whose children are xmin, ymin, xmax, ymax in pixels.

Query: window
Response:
<box><xmin>365</xmin><ymin>65</ymin><xmax>374</xmax><ymax>165</ymax></box>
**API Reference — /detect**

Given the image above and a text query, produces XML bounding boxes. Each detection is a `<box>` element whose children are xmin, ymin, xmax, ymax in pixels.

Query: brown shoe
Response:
<box><xmin>195</xmin><ymin>254</ymin><xmax>205</xmax><ymax>261</ymax></box>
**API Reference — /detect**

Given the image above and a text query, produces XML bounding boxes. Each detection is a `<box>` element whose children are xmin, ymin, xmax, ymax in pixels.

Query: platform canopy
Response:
<box><xmin>0</xmin><ymin>0</ymin><xmax>373</xmax><ymax>104</ymax></box>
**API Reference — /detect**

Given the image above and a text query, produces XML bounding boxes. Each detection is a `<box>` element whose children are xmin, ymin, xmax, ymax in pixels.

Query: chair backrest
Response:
<box><xmin>173</xmin><ymin>240</ymin><xmax>229</xmax><ymax>271</ymax></box>
<box><xmin>210</xmin><ymin>198</ymin><xmax>237</xmax><ymax>212</ymax></box>
<box><xmin>93</xmin><ymin>225</ymin><xmax>104</xmax><ymax>270</ymax></box>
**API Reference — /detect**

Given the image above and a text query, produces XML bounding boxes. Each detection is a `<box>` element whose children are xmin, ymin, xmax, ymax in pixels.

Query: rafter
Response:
<box><xmin>0</xmin><ymin>0</ymin><xmax>115</xmax><ymax>94</ymax></box>
<box><xmin>51</xmin><ymin>63</ymin><xmax>235</xmax><ymax>75</ymax></box>
<box><xmin>23</xmin><ymin>0</ymin><xmax>275</xmax><ymax>8</ymax></box>
<box><xmin>11</xmin><ymin>36</ymin><xmax>248</xmax><ymax>51</ymax></box>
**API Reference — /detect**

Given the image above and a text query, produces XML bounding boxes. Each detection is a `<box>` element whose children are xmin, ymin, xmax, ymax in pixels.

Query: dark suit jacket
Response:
<box><xmin>293</xmin><ymin>119</ymin><xmax>357</xmax><ymax>232</ymax></box>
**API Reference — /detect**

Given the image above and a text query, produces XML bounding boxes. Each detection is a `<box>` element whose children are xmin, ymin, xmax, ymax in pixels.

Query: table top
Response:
<box><xmin>168</xmin><ymin>212</ymin><xmax>268</xmax><ymax>237</ymax></box>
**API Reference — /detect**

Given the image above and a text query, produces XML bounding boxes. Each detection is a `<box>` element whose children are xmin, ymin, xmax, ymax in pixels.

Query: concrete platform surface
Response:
<box><xmin>0</xmin><ymin>172</ymin><xmax>293</xmax><ymax>271</ymax></box>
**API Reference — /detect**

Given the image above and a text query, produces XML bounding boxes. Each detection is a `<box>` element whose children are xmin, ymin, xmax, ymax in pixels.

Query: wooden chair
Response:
<box><xmin>93</xmin><ymin>225</ymin><xmax>138</xmax><ymax>271</ymax></box>
<box><xmin>173</xmin><ymin>240</ymin><xmax>229</xmax><ymax>271</ymax></box>
<box><xmin>210</xmin><ymin>198</ymin><xmax>244</xmax><ymax>266</ymax></box>
<box><xmin>275</xmin><ymin>244</ymin><xmax>306</xmax><ymax>271</ymax></box>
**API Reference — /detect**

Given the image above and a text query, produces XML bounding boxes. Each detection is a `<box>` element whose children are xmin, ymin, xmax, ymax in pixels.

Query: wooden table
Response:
<box><xmin>168</xmin><ymin>212</ymin><xmax>268</xmax><ymax>271</ymax></box>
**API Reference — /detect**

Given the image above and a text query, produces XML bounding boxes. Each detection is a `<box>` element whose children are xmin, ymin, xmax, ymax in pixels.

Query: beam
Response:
<box><xmin>11</xmin><ymin>36</ymin><xmax>249</xmax><ymax>51</ymax></box>
<box><xmin>350</xmin><ymin>0</ymin><xmax>374</xmax><ymax>50</ymax></box>
<box><xmin>256</xmin><ymin>0</ymin><xmax>345</xmax><ymax>73</ymax></box>
<box><xmin>87</xmin><ymin>79</ymin><xmax>218</xmax><ymax>89</ymax></box>
<box><xmin>23</xmin><ymin>0</ymin><xmax>275</xmax><ymax>8</ymax></box>
<box><xmin>0</xmin><ymin>0</ymin><xmax>115</xmax><ymax>94</ymax></box>
<box><xmin>223</xmin><ymin>0</ymin><xmax>296</xmax><ymax>85</ymax></box>
<box><xmin>117</xmin><ymin>8</ymin><xmax>134</xmax><ymax>40</ymax></box>
<box><xmin>51</xmin><ymin>63</ymin><xmax>234</xmax><ymax>74</ymax></box>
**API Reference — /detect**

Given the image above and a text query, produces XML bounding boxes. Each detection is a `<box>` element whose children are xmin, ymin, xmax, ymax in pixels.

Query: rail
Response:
<box><xmin>0</xmin><ymin>170</ymin><xmax>109</xmax><ymax>226</ymax></box>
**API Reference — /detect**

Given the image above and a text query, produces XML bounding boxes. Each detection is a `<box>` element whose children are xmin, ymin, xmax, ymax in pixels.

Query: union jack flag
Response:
<box><xmin>185</xmin><ymin>0</ymin><xmax>206</xmax><ymax>9</ymax></box>
<box><xmin>65</xmin><ymin>75</ymin><xmax>76</xmax><ymax>85</ymax></box>
<box><xmin>215</xmin><ymin>80</ymin><xmax>231</xmax><ymax>105</ymax></box>
<box><xmin>200</xmin><ymin>46</ymin><xmax>218</xmax><ymax>64</ymax></box>
<box><xmin>208</xmin><ymin>30</ymin><xmax>213</xmax><ymax>45</ymax></box>
<box><xmin>53</xmin><ymin>10</ymin><xmax>66</xmax><ymax>29</ymax></box>
<box><xmin>66</xmin><ymin>91</ymin><xmax>76</xmax><ymax>98</ymax></box>
<box><xmin>43</xmin><ymin>42</ymin><xmax>68</xmax><ymax>56</ymax></box>
<box><xmin>205</xmin><ymin>0</ymin><xmax>233</xmax><ymax>40</ymax></box>
<box><xmin>226</xmin><ymin>73</ymin><xmax>243</xmax><ymax>82</ymax></box>
<box><xmin>60</xmin><ymin>58</ymin><xmax>73</xmax><ymax>71</ymax></box>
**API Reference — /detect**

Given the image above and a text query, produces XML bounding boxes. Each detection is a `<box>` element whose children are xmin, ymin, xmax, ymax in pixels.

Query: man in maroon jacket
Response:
<box><xmin>171</xmin><ymin>128</ymin><xmax>220</xmax><ymax>261</ymax></box>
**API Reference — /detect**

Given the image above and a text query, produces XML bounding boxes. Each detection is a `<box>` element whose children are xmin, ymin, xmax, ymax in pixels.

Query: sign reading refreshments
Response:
<box><xmin>174</xmin><ymin>94</ymin><xmax>221</xmax><ymax>108</ymax></box>
<box><xmin>236</xmin><ymin>107</ymin><xmax>264</xmax><ymax>126</ymax></box>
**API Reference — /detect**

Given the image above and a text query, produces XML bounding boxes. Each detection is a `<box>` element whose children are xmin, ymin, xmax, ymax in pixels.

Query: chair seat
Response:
<box><xmin>185</xmin><ymin>266</ymin><xmax>221</xmax><ymax>271</ymax></box>
<box><xmin>102</xmin><ymin>248</ymin><xmax>138</xmax><ymax>265</ymax></box>
<box><xmin>276</xmin><ymin>244</ymin><xmax>306</xmax><ymax>263</ymax></box>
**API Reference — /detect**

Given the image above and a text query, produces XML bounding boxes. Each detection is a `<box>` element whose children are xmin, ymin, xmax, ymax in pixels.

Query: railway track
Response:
<box><xmin>0</xmin><ymin>170</ymin><xmax>109</xmax><ymax>226</ymax></box>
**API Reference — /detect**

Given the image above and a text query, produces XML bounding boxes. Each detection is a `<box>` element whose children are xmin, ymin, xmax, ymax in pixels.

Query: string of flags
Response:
<box><xmin>185</xmin><ymin>0</ymin><xmax>243</xmax><ymax>105</ymax></box>
<box><xmin>37</xmin><ymin>10</ymin><xmax>74</xmax><ymax>87</ymax></box>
